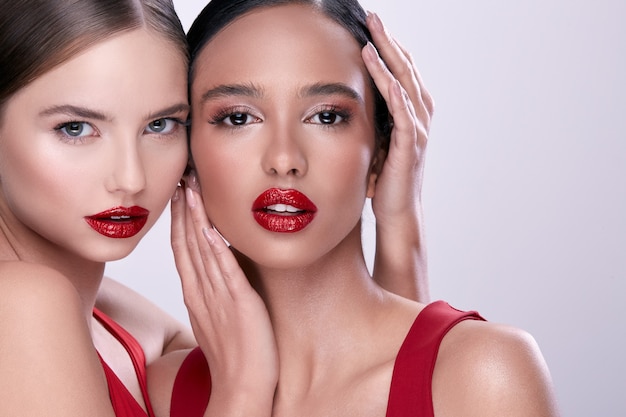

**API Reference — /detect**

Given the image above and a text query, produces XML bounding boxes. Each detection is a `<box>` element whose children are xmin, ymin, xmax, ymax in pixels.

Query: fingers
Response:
<box><xmin>363</xmin><ymin>43</ymin><xmax>421</xmax><ymax>156</ymax></box>
<box><xmin>183</xmin><ymin>174</ymin><xmax>230</xmax><ymax>299</ymax></box>
<box><xmin>387</xmin><ymin>79</ymin><xmax>419</xmax><ymax>154</ymax></box>
<box><xmin>202</xmin><ymin>227</ymin><xmax>251</xmax><ymax>299</ymax></box>
<box><xmin>170</xmin><ymin>175</ymin><xmax>278</xmax><ymax>392</ymax></box>
<box><xmin>174</xmin><ymin>171</ymin><xmax>250</xmax><ymax>307</ymax></box>
<box><xmin>170</xmin><ymin>183</ymin><xmax>202</xmax><ymax>304</ymax></box>
<box><xmin>365</xmin><ymin>11</ymin><xmax>434</xmax><ymax>126</ymax></box>
<box><xmin>363</xmin><ymin>11</ymin><xmax>434</xmax><ymax>131</ymax></box>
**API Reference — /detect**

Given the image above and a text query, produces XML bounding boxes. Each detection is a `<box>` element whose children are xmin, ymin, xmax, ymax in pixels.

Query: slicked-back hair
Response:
<box><xmin>0</xmin><ymin>0</ymin><xmax>188</xmax><ymax>118</ymax></box>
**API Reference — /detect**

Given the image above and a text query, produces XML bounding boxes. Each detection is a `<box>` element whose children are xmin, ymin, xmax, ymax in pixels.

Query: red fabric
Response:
<box><xmin>170</xmin><ymin>346</ymin><xmax>212</xmax><ymax>417</ymax></box>
<box><xmin>385</xmin><ymin>301</ymin><xmax>483</xmax><ymax>416</ymax></box>
<box><xmin>93</xmin><ymin>308</ymin><xmax>155</xmax><ymax>417</ymax></box>
<box><xmin>170</xmin><ymin>301</ymin><xmax>483</xmax><ymax>417</ymax></box>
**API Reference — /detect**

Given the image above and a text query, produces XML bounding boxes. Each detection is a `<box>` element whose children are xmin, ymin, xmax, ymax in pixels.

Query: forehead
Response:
<box><xmin>193</xmin><ymin>4</ymin><xmax>367</xmax><ymax>94</ymax></box>
<box><xmin>8</xmin><ymin>28</ymin><xmax>187</xmax><ymax>114</ymax></box>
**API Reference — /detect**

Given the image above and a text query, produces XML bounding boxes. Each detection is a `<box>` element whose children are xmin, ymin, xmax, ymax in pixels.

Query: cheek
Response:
<box><xmin>191</xmin><ymin>136</ymin><xmax>253</xmax><ymax>235</ymax></box>
<box><xmin>191</xmin><ymin>138</ymin><xmax>231</xmax><ymax>206</ymax></box>
<box><xmin>1</xmin><ymin>142</ymin><xmax>81</xmax><ymax>203</ymax></box>
<box><xmin>142</xmin><ymin>143</ymin><xmax>189</xmax><ymax>210</ymax></box>
<box><xmin>326</xmin><ymin>144</ymin><xmax>375</xmax><ymax>194</ymax></box>
<box><xmin>146</xmin><ymin>143</ymin><xmax>188</xmax><ymax>183</ymax></box>
<box><xmin>0</xmin><ymin>147</ymin><xmax>93</xmax><ymax>239</ymax></box>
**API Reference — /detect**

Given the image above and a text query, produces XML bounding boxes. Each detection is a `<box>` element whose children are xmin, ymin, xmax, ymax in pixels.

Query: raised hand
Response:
<box><xmin>362</xmin><ymin>12</ymin><xmax>435</xmax><ymax>302</ymax></box>
<box><xmin>170</xmin><ymin>173</ymin><xmax>277</xmax><ymax>415</ymax></box>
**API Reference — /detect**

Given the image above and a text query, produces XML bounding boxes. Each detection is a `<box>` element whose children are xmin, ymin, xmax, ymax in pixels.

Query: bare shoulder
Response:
<box><xmin>0</xmin><ymin>260</ymin><xmax>83</xmax><ymax>313</ymax></box>
<box><xmin>97</xmin><ymin>276</ymin><xmax>195</xmax><ymax>360</ymax></box>
<box><xmin>0</xmin><ymin>261</ymin><xmax>86</xmax><ymax>344</ymax></box>
<box><xmin>0</xmin><ymin>260</ymin><xmax>90</xmax><ymax>358</ymax></box>
<box><xmin>0</xmin><ymin>261</ymin><xmax>115</xmax><ymax>416</ymax></box>
<box><xmin>432</xmin><ymin>319</ymin><xmax>561</xmax><ymax>417</ymax></box>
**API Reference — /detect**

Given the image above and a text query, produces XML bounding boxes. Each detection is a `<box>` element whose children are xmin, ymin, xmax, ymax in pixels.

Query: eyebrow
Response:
<box><xmin>200</xmin><ymin>83</ymin><xmax>264</xmax><ymax>104</ymax></box>
<box><xmin>145</xmin><ymin>103</ymin><xmax>190</xmax><ymax>120</ymax></box>
<box><xmin>199</xmin><ymin>82</ymin><xmax>363</xmax><ymax>104</ymax></box>
<box><xmin>299</xmin><ymin>82</ymin><xmax>363</xmax><ymax>103</ymax></box>
<box><xmin>39</xmin><ymin>103</ymin><xmax>190</xmax><ymax>121</ymax></box>
<box><xmin>39</xmin><ymin>104</ymin><xmax>110</xmax><ymax>121</ymax></box>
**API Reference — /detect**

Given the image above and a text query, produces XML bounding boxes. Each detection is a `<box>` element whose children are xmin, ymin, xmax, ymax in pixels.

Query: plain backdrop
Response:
<box><xmin>106</xmin><ymin>1</ymin><xmax>626</xmax><ymax>416</ymax></box>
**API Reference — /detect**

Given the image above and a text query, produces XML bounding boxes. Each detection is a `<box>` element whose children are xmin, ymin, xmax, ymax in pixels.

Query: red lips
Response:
<box><xmin>85</xmin><ymin>206</ymin><xmax>149</xmax><ymax>238</ymax></box>
<box><xmin>252</xmin><ymin>188</ymin><xmax>317</xmax><ymax>233</ymax></box>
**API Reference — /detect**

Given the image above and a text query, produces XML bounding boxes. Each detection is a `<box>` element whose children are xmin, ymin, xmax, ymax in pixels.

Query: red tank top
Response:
<box><xmin>93</xmin><ymin>308</ymin><xmax>155</xmax><ymax>417</ymax></box>
<box><xmin>169</xmin><ymin>301</ymin><xmax>484</xmax><ymax>416</ymax></box>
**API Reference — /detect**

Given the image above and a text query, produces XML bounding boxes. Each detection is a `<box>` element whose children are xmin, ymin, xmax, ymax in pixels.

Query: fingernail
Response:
<box><xmin>202</xmin><ymin>227</ymin><xmax>215</xmax><ymax>244</ymax></box>
<box><xmin>172</xmin><ymin>186</ymin><xmax>181</xmax><ymax>202</ymax></box>
<box><xmin>185</xmin><ymin>186</ymin><xmax>196</xmax><ymax>208</ymax></box>
<box><xmin>188</xmin><ymin>170</ymin><xmax>200</xmax><ymax>191</ymax></box>
<box><xmin>369</xmin><ymin>11</ymin><xmax>383</xmax><ymax>31</ymax></box>
<box><xmin>365</xmin><ymin>42</ymin><xmax>379</xmax><ymax>60</ymax></box>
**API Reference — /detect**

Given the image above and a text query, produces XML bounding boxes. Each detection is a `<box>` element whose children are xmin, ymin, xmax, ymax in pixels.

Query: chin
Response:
<box><xmin>83</xmin><ymin>240</ymin><xmax>141</xmax><ymax>263</ymax></box>
<box><xmin>251</xmin><ymin>252</ymin><xmax>323</xmax><ymax>271</ymax></box>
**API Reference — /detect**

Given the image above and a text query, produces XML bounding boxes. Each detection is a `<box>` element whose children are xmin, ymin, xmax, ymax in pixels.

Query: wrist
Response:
<box><xmin>373</xmin><ymin>208</ymin><xmax>429</xmax><ymax>302</ymax></box>
<box><xmin>206</xmin><ymin>384</ymin><xmax>275</xmax><ymax>417</ymax></box>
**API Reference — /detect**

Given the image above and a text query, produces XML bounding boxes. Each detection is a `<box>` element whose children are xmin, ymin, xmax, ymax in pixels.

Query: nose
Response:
<box><xmin>261</xmin><ymin>125</ymin><xmax>308</xmax><ymax>177</ymax></box>
<box><xmin>104</xmin><ymin>136</ymin><xmax>147</xmax><ymax>195</ymax></box>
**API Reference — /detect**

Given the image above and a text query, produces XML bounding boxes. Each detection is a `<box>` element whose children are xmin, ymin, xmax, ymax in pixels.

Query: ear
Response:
<box><xmin>366</xmin><ymin>148</ymin><xmax>387</xmax><ymax>199</ymax></box>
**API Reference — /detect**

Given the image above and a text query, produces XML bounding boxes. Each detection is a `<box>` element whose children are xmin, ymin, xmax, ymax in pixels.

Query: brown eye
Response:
<box><xmin>208</xmin><ymin>107</ymin><xmax>261</xmax><ymax>127</ymax></box>
<box><xmin>310</xmin><ymin>111</ymin><xmax>345</xmax><ymax>125</ymax></box>
<box><xmin>320</xmin><ymin>112</ymin><xmax>338</xmax><ymax>124</ymax></box>
<box><xmin>228</xmin><ymin>113</ymin><xmax>250</xmax><ymax>125</ymax></box>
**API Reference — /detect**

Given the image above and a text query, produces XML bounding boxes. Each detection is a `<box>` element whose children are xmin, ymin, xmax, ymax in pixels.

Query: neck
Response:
<box><xmin>0</xmin><ymin>199</ymin><xmax>105</xmax><ymax>321</ymax></box>
<box><xmin>236</xmin><ymin>225</ymin><xmax>393</xmax><ymax>385</ymax></box>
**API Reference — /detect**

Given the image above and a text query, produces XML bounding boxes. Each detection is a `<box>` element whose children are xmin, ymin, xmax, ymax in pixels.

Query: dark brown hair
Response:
<box><xmin>0</xmin><ymin>0</ymin><xmax>188</xmax><ymax>117</ymax></box>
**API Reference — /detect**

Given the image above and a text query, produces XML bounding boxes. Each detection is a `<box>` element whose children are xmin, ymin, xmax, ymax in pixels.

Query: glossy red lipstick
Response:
<box><xmin>85</xmin><ymin>206</ymin><xmax>149</xmax><ymax>238</ymax></box>
<box><xmin>252</xmin><ymin>188</ymin><xmax>317</xmax><ymax>233</ymax></box>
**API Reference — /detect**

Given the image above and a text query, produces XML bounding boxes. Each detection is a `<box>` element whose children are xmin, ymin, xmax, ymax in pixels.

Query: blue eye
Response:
<box><xmin>146</xmin><ymin>118</ymin><xmax>180</xmax><ymax>134</ymax></box>
<box><xmin>57</xmin><ymin>121</ymin><xmax>95</xmax><ymax>137</ymax></box>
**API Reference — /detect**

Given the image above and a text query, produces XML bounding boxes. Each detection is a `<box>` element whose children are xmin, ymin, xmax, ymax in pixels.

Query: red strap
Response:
<box><xmin>93</xmin><ymin>308</ymin><xmax>155</xmax><ymax>417</ymax></box>
<box><xmin>385</xmin><ymin>301</ymin><xmax>484</xmax><ymax>417</ymax></box>
<box><xmin>169</xmin><ymin>302</ymin><xmax>483</xmax><ymax>417</ymax></box>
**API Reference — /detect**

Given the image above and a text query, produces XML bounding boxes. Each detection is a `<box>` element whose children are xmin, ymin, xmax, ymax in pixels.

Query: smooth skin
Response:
<box><xmin>148</xmin><ymin>10</ymin><xmax>436</xmax><ymax>417</ymax></box>
<box><xmin>0</xmin><ymin>27</ymin><xmax>194</xmax><ymax>416</ymax></box>
<box><xmin>365</xmin><ymin>12</ymin><xmax>432</xmax><ymax>301</ymax></box>
<box><xmin>0</xmin><ymin>11</ymin><xmax>433</xmax><ymax>417</ymax></box>
<box><xmin>149</xmin><ymin>5</ymin><xmax>559</xmax><ymax>417</ymax></box>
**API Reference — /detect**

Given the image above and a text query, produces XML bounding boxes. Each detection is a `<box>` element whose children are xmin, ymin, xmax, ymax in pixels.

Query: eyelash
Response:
<box><xmin>207</xmin><ymin>106</ymin><xmax>260</xmax><ymax>128</ymax></box>
<box><xmin>53</xmin><ymin>121</ymin><xmax>97</xmax><ymax>144</ymax></box>
<box><xmin>53</xmin><ymin>118</ymin><xmax>187</xmax><ymax>144</ymax></box>
<box><xmin>145</xmin><ymin>118</ymin><xmax>188</xmax><ymax>136</ymax></box>
<box><xmin>206</xmin><ymin>105</ymin><xmax>352</xmax><ymax>129</ymax></box>
<box><xmin>305</xmin><ymin>105</ymin><xmax>352</xmax><ymax>127</ymax></box>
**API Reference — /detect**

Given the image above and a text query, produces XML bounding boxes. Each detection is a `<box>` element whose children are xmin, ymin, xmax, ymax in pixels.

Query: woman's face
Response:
<box><xmin>0</xmin><ymin>28</ymin><xmax>189</xmax><ymax>262</ymax></box>
<box><xmin>190</xmin><ymin>4</ymin><xmax>379</xmax><ymax>269</ymax></box>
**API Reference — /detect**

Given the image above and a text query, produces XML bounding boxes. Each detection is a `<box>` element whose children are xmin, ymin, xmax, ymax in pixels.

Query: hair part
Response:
<box><xmin>187</xmin><ymin>0</ymin><xmax>391</xmax><ymax>153</ymax></box>
<box><xmin>0</xmin><ymin>0</ymin><xmax>188</xmax><ymax>119</ymax></box>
